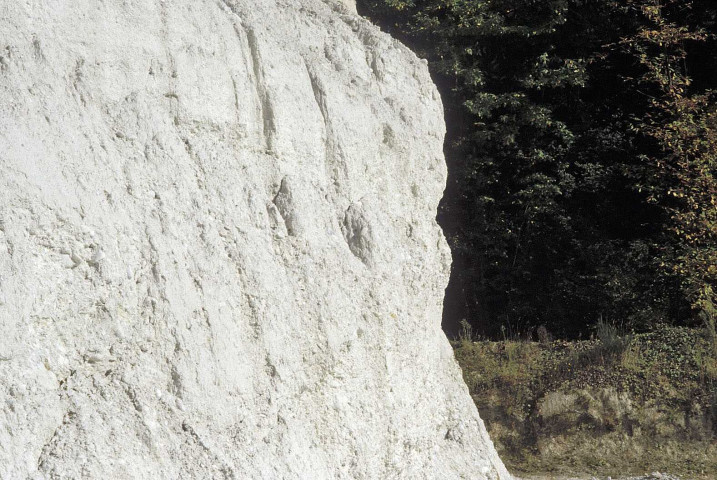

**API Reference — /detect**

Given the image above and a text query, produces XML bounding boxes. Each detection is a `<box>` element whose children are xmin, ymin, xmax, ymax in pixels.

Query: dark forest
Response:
<box><xmin>359</xmin><ymin>0</ymin><xmax>717</xmax><ymax>340</ymax></box>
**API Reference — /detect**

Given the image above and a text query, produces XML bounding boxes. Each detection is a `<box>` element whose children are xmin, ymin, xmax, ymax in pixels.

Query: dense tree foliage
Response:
<box><xmin>358</xmin><ymin>0</ymin><xmax>717</xmax><ymax>338</ymax></box>
<box><xmin>622</xmin><ymin>0</ymin><xmax>717</xmax><ymax>337</ymax></box>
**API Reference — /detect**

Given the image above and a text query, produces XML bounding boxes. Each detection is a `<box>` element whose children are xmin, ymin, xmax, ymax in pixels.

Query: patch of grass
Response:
<box><xmin>453</xmin><ymin>326</ymin><xmax>717</xmax><ymax>478</ymax></box>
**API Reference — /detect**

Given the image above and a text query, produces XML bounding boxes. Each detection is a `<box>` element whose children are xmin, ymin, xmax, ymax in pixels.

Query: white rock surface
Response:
<box><xmin>0</xmin><ymin>0</ymin><xmax>510</xmax><ymax>478</ymax></box>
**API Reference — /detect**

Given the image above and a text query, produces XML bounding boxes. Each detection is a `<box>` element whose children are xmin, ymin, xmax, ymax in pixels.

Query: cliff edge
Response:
<box><xmin>0</xmin><ymin>1</ymin><xmax>510</xmax><ymax>478</ymax></box>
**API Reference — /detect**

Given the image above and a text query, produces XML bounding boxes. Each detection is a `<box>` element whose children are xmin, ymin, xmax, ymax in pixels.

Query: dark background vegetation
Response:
<box><xmin>358</xmin><ymin>0</ymin><xmax>717</xmax><ymax>341</ymax></box>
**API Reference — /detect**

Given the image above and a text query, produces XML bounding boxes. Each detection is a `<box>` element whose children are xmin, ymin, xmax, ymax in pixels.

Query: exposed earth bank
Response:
<box><xmin>455</xmin><ymin>326</ymin><xmax>717</xmax><ymax>479</ymax></box>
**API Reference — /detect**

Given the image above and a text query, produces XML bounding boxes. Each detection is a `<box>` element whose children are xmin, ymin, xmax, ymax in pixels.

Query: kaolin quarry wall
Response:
<box><xmin>0</xmin><ymin>0</ymin><xmax>510</xmax><ymax>478</ymax></box>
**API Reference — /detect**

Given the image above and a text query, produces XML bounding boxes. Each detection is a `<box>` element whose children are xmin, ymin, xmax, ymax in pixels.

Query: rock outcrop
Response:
<box><xmin>0</xmin><ymin>0</ymin><xmax>510</xmax><ymax>478</ymax></box>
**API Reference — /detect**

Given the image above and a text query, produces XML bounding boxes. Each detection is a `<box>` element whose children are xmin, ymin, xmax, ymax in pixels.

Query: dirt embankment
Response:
<box><xmin>454</xmin><ymin>327</ymin><xmax>717</xmax><ymax>479</ymax></box>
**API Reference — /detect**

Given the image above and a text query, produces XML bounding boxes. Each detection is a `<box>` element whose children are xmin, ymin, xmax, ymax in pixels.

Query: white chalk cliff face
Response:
<box><xmin>0</xmin><ymin>0</ymin><xmax>510</xmax><ymax>478</ymax></box>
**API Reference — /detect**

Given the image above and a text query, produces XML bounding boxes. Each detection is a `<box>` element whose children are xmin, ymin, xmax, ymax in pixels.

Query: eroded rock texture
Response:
<box><xmin>0</xmin><ymin>0</ymin><xmax>510</xmax><ymax>478</ymax></box>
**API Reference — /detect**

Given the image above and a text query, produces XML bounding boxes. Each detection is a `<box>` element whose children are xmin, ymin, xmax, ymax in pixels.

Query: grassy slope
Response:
<box><xmin>453</xmin><ymin>326</ymin><xmax>717</xmax><ymax>478</ymax></box>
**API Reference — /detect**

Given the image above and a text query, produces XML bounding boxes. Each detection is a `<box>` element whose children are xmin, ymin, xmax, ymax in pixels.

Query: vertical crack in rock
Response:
<box><xmin>271</xmin><ymin>176</ymin><xmax>298</xmax><ymax>236</ymax></box>
<box><xmin>159</xmin><ymin>0</ymin><xmax>180</xmax><ymax>124</ymax></box>
<box><xmin>220</xmin><ymin>0</ymin><xmax>276</xmax><ymax>151</ymax></box>
<box><xmin>230</xmin><ymin>76</ymin><xmax>241</xmax><ymax>124</ymax></box>
<box><xmin>305</xmin><ymin>61</ymin><xmax>330</xmax><ymax>130</ymax></box>
<box><xmin>244</xmin><ymin>27</ymin><xmax>276</xmax><ymax>152</ymax></box>
<box><xmin>303</xmin><ymin>58</ymin><xmax>348</xmax><ymax>192</ymax></box>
